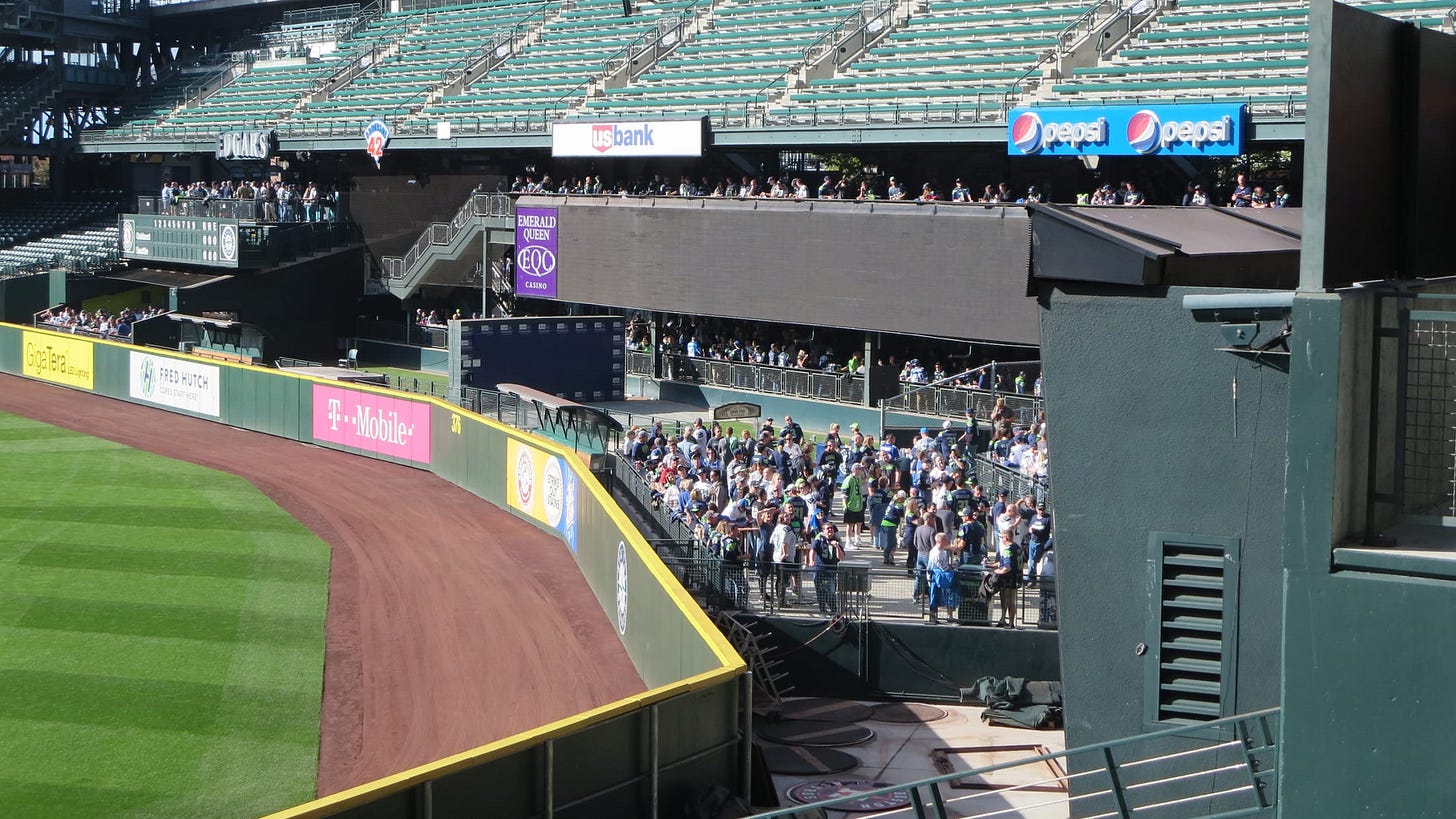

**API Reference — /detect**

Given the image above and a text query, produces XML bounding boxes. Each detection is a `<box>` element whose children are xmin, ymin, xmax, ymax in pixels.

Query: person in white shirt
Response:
<box><xmin>927</xmin><ymin>532</ymin><xmax>960</xmax><ymax>624</ymax></box>
<box><xmin>769</xmin><ymin>512</ymin><xmax>801</xmax><ymax>604</ymax></box>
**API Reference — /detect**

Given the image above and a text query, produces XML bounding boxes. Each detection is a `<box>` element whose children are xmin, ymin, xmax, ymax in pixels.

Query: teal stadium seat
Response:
<box><xmin>1046</xmin><ymin>0</ymin><xmax>1453</xmax><ymax>116</ymax></box>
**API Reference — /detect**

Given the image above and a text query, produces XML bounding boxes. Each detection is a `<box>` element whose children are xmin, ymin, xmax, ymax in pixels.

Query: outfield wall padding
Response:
<box><xmin>0</xmin><ymin>323</ymin><xmax>745</xmax><ymax>818</ymax></box>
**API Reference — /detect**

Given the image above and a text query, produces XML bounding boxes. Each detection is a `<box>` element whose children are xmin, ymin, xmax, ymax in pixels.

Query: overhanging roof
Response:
<box><xmin>1031</xmin><ymin>205</ymin><xmax>1302</xmax><ymax>289</ymax></box>
<box><xmin>105</xmin><ymin>267</ymin><xmax>231</xmax><ymax>289</ymax></box>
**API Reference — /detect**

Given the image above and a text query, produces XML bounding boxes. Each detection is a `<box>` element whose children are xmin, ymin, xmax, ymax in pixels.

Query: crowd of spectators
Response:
<box><xmin>158</xmin><ymin>180</ymin><xmax>342</xmax><ymax>222</ymax></box>
<box><xmin>508</xmin><ymin>169</ymin><xmax>1293</xmax><ymax>208</ymax></box>
<box><xmin>37</xmin><ymin>305</ymin><xmax>162</xmax><ymax>339</ymax></box>
<box><xmin>509</xmin><ymin>173</ymin><xmax>1043</xmax><ymax>204</ymax></box>
<box><xmin>628</xmin><ymin>317</ymin><xmax>1044</xmax><ymax>396</ymax></box>
<box><xmin>413</xmin><ymin>307</ymin><xmax>481</xmax><ymax>327</ymax></box>
<box><xmin>624</xmin><ymin>411</ymin><xmax>1051</xmax><ymax>624</ymax></box>
<box><xmin>1082</xmin><ymin>176</ymin><xmax>1292</xmax><ymax>207</ymax></box>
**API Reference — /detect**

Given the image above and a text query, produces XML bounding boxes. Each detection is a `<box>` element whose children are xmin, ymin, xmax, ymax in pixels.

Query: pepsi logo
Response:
<box><xmin>1010</xmin><ymin>112</ymin><xmax>1044</xmax><ymax>154</ymax></box>
<box><xmin>1127</xmin><ymin>110</ymin><xmax>1162</xmax><ymax>154</ymax></box>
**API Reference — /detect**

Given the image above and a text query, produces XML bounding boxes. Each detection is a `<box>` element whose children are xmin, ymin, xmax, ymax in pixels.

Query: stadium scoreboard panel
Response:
<box><xmin>449</xmin><ymin>316</ymin><xmax>625</xmax><ymax>402</ymax></box>
<box><xmin>120</xmin><ymin>214</ymin><xmax>241</xmax><ymax>269</ymax></box>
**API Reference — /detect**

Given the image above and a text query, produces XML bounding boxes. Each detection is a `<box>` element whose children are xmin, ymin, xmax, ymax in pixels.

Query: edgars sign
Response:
<box><xmin>514</xmin><ymin>207</ymin><xmax>559</xmax><ymax>298</ymax></box>
<box><xmin>551</xmin><ymin>119</ymin><xmax>705</xmax><ymax>157</ymax></box>
<box><xmin>215</xmin><ymin>130</ymin><xmax>276</xmax><ymax>161</ymax></box>
<box><xmin>1007</xmin><ymin>103</ymin><xmax>1245</xmax><ymax>157</ymax></box>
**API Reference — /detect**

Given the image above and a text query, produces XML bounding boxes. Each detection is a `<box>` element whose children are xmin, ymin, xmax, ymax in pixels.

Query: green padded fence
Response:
<box><xmin>0</xmin><ymin>322</ymin><xmax>746</xmax><ymax>818</ymax></box>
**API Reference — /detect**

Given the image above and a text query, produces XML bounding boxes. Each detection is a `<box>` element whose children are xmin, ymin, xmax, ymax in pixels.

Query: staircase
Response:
<box><xmin>715</xmin><ymin>611</ymin><xmax>793</xmax><ymax>709</ymax></box>
<box><xmin>380</xmin><ymin>192</ymin><xmax>515</xmax><ymax>299</ymax></box>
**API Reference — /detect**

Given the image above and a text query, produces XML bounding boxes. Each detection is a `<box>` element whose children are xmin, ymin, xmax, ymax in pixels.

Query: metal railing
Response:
<box><xmin>974</xmin><ymin>455</ymin><xmax>1051</xmax><ymax>508</ymax></box>
<box><xmin>355</xmin><ymin>319</ymin><xmax>447</xmax><ymax>347</ymax></box>
<box><xmin>596</xmin><ymin>5</ymin><xmax>698</xmax><ymax>86</ymax></box>
<box><xmin>444</xmin><ymin>2</ymin><xmax>550</xmax><ymax>90</ymax></box>
<box><xmin>631</xmin><ymin>350</ymin><xmax>1044</xmax><ymax>423</ymax></box>
<box><xmin>382</xmin><ymin>192</ymin><xmax>515</xmax><ymax>281</ymax></box>
<box><xmin>135</xmin><ymin>196</ymin><xmax>269</xmax><ymax>220</ymax></box>
<box><xmin>751</xmin><ymin>707</ymin><xmax>1280</xmax><ymax>818</ymax></box>
<box><xmin>659</xmin><ymin>352</ymin><xmax>866</xmax><ymax>404</ymax></box>
<box><xmin>374</xmin><ymin>374</ymin><xmax>608</xmax><ymax>452</ymax></box>
<box><xmin>883</xmin><ymin>361</ymin><xmax>1044</xmax><ymax>424</ymax></box>
<box><xmin>745</xmin><ymin>0</ymin><xmax>895</xmax><ymax>127</ymax></box>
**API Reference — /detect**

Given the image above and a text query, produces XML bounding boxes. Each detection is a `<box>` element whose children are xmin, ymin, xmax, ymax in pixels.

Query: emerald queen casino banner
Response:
<box><xmin>515</xmin><ymin>207</ymin><xmax>559</xmax><ymax>298</ymax></box>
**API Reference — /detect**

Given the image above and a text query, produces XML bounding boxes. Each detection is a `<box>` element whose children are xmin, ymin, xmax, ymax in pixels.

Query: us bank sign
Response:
<box><xmin>551</xmin><ymin>119</ymin><xmax>706</xmax><ymax>158</ymax></box>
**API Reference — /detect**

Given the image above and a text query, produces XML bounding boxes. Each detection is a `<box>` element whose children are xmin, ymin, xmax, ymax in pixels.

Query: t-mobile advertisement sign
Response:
<box><xmin>311</xmin><ymin>383</ymin><xmax>432</xmax><ymax>464</ymax></box>
<box><xmin>514</xmin><ymin>207</ymin><xmax>559</xmax><ymax>299</ymax></box>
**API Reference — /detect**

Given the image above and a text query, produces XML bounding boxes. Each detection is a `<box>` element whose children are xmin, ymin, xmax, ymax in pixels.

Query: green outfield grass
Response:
<box><xmin>0</xmin><ymin>411</ymin><xmax>331</xmax><ymax>818</ymax></box>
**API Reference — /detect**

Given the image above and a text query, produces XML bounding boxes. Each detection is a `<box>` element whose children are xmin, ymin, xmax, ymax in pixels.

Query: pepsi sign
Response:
<box><xmin>1007</xmin><ymin>104</ymin><xmax>1245</xmax><ymax>157</ymax></box>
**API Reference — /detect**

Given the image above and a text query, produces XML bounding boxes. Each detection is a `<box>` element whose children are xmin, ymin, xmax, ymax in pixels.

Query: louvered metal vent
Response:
<box><xmin>1146</xmin><ymin>535</ymin><xmax>1239</xmax><ymax>728</ymax></box>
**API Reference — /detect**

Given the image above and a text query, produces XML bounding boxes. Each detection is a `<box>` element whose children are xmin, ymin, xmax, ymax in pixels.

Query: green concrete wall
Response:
<box><xmin>0</xmin><ymin>273</ymin><xmax>48</xmax><ymax>322</ymax></box>
<box><xmin>173</xmin><ymin>250</ymin><xmax>365</xmax><ymax>360</ymax></box>
<box><xmin>1038</xmin><ymin>284</ymin><xmax>1288</xmax><ymax>751</ymax></box>
<box><xmin>755</xmin><ymin>618</ymin><xmax>1060</xmax><ymax>701</ymax></box>
<box><xmin>356</xmin><ymin>338</ymin><xmax>449</xmax><ymax>373</ymax></box>
<box><xmin>1278</xmin><ymin>293</ymin><xmax>1456</xmax><ymax>817</ymax></box>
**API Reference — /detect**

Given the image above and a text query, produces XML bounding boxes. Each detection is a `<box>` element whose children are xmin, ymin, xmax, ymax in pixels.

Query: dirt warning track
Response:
<box><xmin>0</xmin><ymin>374</ymin><xmax>646</xmax><ymax>795</ymax></box>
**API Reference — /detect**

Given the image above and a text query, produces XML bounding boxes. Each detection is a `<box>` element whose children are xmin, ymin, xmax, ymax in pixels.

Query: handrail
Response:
<box><xmin>443</xmin><ymin>1</ymin><xmax>552</xmax><ymax>92</ymax></box>
<box><xmin>281</xmin><ymin>2</ymin><xmax>363</xmax><ymax>27</ymax></box>
<box><xmin>180</xmin><ymin>52</ymin><xmax>250</xmax><ymax>113</ymax></box>
<box><xmin>1004</xmin><ymin>0</ymin><xmax>1121</xmax><ymax>102</ymax></box>
<box><xmin>550</xmin><ymin>4</ymin><xmax>698</xmax><ymax>114</ymax></box>
<box><xmin>751</xmin><ymin>707</ymin><xmax>1281</xmax><ymax>818</ymax></box>
<box><xmin>745</xmin><ymin>0</ymin><xmax>893</xmax><ymax>127</ymax></box>
<box><xmin>382</xmin><ymin>192</ymin><xmax>516</xmax><ymax>282</ymax></box>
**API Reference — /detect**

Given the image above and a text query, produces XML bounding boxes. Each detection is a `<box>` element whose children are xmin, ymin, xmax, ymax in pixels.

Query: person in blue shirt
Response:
<box><xmin>935</xmin><ymin>421</ymin><xmax>957</xmax><ymax>461</ymax></box>
<box><xmin>879</xmin><ymin>433</ymin><xmax>900</xmax><ymax>462</ymax></box>
<box><xmin>809</xmin><ymin>524</ymin><xmax>845</xmax><ymax>614</ymax></box>
<box><xmin>1025</xmin><ymin>503</ymin><xmax>1053</xmax><ymax>586</ymax></box>
<box><xmin>957</xmin><ymin>508</ymin><xmax>986</xmax><ymax>563</ymax></box>
<box><xmin>1229</xmin><ymin>173</ymin><xmax>1254</xmax><ymax>207</ymax></box>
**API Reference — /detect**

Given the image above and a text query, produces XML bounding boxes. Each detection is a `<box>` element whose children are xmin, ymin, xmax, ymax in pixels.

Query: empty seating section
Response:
<box><xmin>156</xmin><ymin>63</ymin><xmax>337</xmax><ymax>134</ymax></box>
<box><xmin>86</xmin><ymin>0</ymin><xmax>1456</xmax><ymax>137</ymax></box>
<box><xmin>290</xmin><ymin>0</ymin><xmax>549</xmax><ymax>128</ymax></box>
<box><xmin>0</xmin><ymin>200</ymin><xmax>113</xmax><ymax>247</ymax></box>
<box><xmin>0</xmin><ymin>198</ymin><xmax>121</xmax><ymax>277</ymax></box>
<box><xmin>1048</xmin><ymin>0</ymin><xmax>1454</xmax><ymax>115</ymax></box>
<box><xmin>576</xmin><ymin>0</ymin><xmax>866</xmax><ymax>123</ymax></box>
<box><xmin>0</xmin><ymin>70</ymin><xmax>46</xmax><ymax>121</ymax></box>
<box><xmin>145</xmin><ymin>7</ymin><xmax>406</xmax><ymax>136</ymax></box>
<box><xmin>772</xmin><ymin>0</ymin><xmax>1090</xmax><ymax>124</ymax></box>
<box><xmin>261</xmin><ymin>4</ymin><xmax>363</xmax><ymax>48</ymax></box>
<box><xmin>420</xmin><ymin>0</ymin><xmax>698</xmax><ymax>130</ymax></box>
